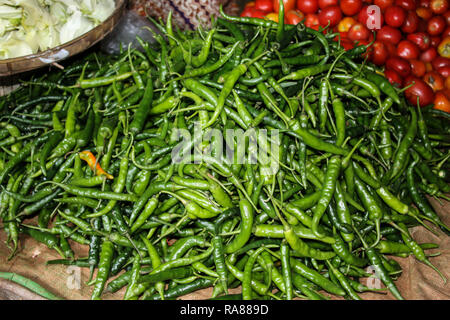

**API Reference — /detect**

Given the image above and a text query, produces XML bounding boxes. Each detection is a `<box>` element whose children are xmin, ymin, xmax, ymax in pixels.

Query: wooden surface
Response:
<box><xmin>0</xmin><ymin>0</ymin><xmax>126</xmax><ymax>77</ymax></box>
<box><xmin>0</xmin><ymin>197</ymin><xmax>449</xmax><ymax>300</ymax></box>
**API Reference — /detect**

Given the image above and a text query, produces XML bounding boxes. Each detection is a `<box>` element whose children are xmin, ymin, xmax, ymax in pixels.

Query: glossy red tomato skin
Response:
<box><xmin>384</xmin><ymin>6</ymin><xmax>407</xmax><ymax>28</ymax></box>
<box><xmin>377</xmin><ymin>25</ymin><xmax>403</xmax><ymax>44</ymax></box>
<box><xmin>427</xmin><ymin>15</ymin><xmax>446</xmax><ymax>36</ymax></box>
<box><xmin>374</xmin><ymin>0</ymin><xmax>394</xmax><ymax>11</ymax></box>
<box><xmin>404</xmin><ymin>76</ymin><xmax>435</xmax><ymax>106</ymax></box>
<box><xmin>419</xmin><ymin>0</ymin><xmax>431</xmax><ymax>7</ymax></box>
<box><xmin>444</xmin><ymin>10</ymin><xmax>450</xmax><ymax>24</ymax></box>
<box><xmin>296</xmin><ymin>0</ymin><xmax>319</xmax><ymax>13</ymax></box>
<box><xmin>433</xmin><ymin>91</ymin><xmax>450</xmax><ymax>113</ymax></box>
<box><xmin>401</xmin><ymin>10</ymin><xmax>420</xmax><ymax>33</ymax></box>
<box><xmin>340</xmin><ymin>38</ymin><xmax>355</xmax><ymax>50</ymax></box>
<box><xmin>318</xmin><ymin>6</ymin><xmax>342</xmax><ymax>27</ymax></box>
<box><xmin>407</xmin><ymin>32</ymin><xmax>431</xmax><ymax>50</ymax></box>
<box><xmin>274</xmin><ymin>0</ymin><xmax>296</xmax><ymax>12</ymax></box>
<box><xmin>286</xmin><ymin>10</ymin><xmax>305</xmax><ymax>24</ymax></box>
<box><xmin>340</xmin><ymin>0</ymin><xmax>363</xmax><ymax>16</ymax></box>
<box><xmin>241</xmin><ymin>7</ymin><xmax>255</xmax><ymax>17</ymax></box>
<box><xmin>437</xmin><ymin>66</ymin><xmax>450</xmax><ymax>78</ymax></box>
<box><xmin>410</xmin><ymin>59</ymin><xmax>427</xmax><ymax>77</ymax></box>
<box><xmin>430</xmin><ymin>0</ymin><xmax>449</xmax><ymax>14</ymax></box>
<box><xmin>420</xmin><ymin>47</ymin><xmax>438</xmax><ymax>62</ymax></box>
<box><xmin>305</xmin><ymin>13</ymin><xmax>320</xmax><ymax>29</ymax></box>
<box><xmin>443</xmin><ymin>26</ymin><xmax>450</xmax><ymax>39</ymax></box>
<box><xmin>395</xmin><ymin>0</ymin><xmax>416</xmax><ymax>10</ymax></box>
<box><xmin>384</xmin><ymin>69</ymin><xmax>404</xmax><ymax>87</ymax></box>
<box><xmin>253</xmin><ymin>8</ymin><xmax>267</xmax><ymax>18</ymax></box>
<box><xmin>383</xmin><ymin>41</ymin><xmax>398</xmax><ymax>57</ymax></box>
<box><xmin>397</xmin><ymin>40</ymin><xmax>421</xmax><ymax>59</ymax></box>
<box><xmin>369</xmin><ymin>41</ymin><xmax>389</xmax><ymax>65</ymax></box>
<box><xmin>348</xmin><ymin>22</ymin><xmax>370</xmax><ymax>41</ymax></box>
<box><xmin>318</xmin><ymin>0</ymin><xmax>339</xmax><ymax>9</ymax></box>
<box><xmin>386</xmin><ymin>56</ymin><xmax>412</xmax><ymax>77</ymax></box>
<box><xmin>432</xmin><ymin>56</ymin><xmax>450</xmax><ymax>69</ymax></box>
<box><xmin>431</xmin><ymin>36</ymin><xmax>442</xmax><ymax>47</ymax></box>
<box><xmin>254</xmin><ymin>0</ymin><xmax>274</xmax><ymax>12</ymax></box>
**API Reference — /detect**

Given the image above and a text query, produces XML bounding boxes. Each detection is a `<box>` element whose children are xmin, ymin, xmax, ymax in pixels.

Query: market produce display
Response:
<box><xmin>242</xmin><ymin>0</ymin><xmax>450</xmax><ymax>112</ymax></box>
<box><xmin>0</xmin><ymin>0</ymin><xmax>116</xmax><ymax>60</ymax></box>
<box><xmin>0</xmin><ymin>2</ymin><xmax>449</xmax><ymax>301</ymax></box>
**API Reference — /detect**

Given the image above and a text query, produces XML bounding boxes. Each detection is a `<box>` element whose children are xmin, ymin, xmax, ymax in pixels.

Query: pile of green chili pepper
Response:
<box><xmin>0</xmin><ymin>3</ymin><xmax>449</xmax><ymax>301</ymax></box>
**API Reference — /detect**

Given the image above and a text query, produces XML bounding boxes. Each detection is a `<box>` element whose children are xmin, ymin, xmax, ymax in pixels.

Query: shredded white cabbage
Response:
<box><xmin>0</xmin><ymin>0</ymin><xmax>115</xmax><ymax>59</ymax></box>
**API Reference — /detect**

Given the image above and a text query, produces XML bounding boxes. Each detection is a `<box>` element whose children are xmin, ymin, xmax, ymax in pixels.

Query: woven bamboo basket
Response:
<box><xmin>0</xmin><ymin>0</ymin><xmax>126</xmax><ymax>78</ymax></box>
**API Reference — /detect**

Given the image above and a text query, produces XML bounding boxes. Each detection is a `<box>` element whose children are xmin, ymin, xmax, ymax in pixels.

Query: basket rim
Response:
<box><xmin>0</xmin><ymin>0</ymin><xmax>126</xmax><ymax>76</ymax></box>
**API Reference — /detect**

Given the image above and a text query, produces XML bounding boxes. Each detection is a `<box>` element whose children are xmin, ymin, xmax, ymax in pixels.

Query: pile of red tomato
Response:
<box><xmin>241</xmin><ymin>0</ymin><xmax>450</xmax><ymax>112</ymax></box>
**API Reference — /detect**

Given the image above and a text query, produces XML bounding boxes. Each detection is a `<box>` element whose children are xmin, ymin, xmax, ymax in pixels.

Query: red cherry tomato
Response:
<box><xmin>423</xmin><ymin>71</ymin><xmax>445</xmax><ymax>92</ymax></box>
<box><xmin>384</xmin><ymin>69</ymin><xmax>403</xmax><ymax>87</ymax></box>
<box><xmin>386</xmin><ymin>56</ymin><xmax>412</xmax><ymax>77</ymax></box>
<box><xmin>401</xmin><ymin>10</ymin><xmax>420</xmax><ymax>34</ymax></box>
<box><xmin>374</xmin><ymin>0</ymin><xmax>394</xmax><ymax>11</ymax></box>
<box><xmin>339</xmin><ymin>0</ymin><xmax>363</xmax><ymax>16</ymax></box>
<box><xmin>357</xmin><ymin>33</ymin><xmax>375</xmax><ymax>46</ymax></box>
<box><xmin>273</xmin><ymin>0</ymin><xmax>296</xmax><ymax>12</ymax></box>
<box><xmin>384</xmin><ymin>6</ymin><xmax>406</xmax><ymax>28</ymax></box>
<box><xmin>340</xmin><ymin>31</ymin><xmax>349</xmax><ymax>38</ymax></box>
<box><xmin>410</xmin><ymin>59</ymin><xmax>427</xmax><ymax>77</ymax></box>
<box><xmin>251</xmin><ymin>8</ymin><xmax>268</xmax><ymax>18</ymax></box>
<box><xmin>433</xmin><ymin>91</ymin><xmax>450</xmax><ymax>113</ymax></box>
<box><xmin>419</xmin><ymin>0</ymin><xmax>431</xmax><ymax>7</ymax></box>
<box><xmin>341</xmin><ymin>38</ymin><xmax>355</xmax><ymax>50</ymax></box>
<box><xmin>245</xmin><ymin>1</ymin><xmax>256</xmax><ymax>7</ymax></box>
<box><xmin>318</xmin><ymin>0</ymin><xmax>339</xmax><ymax>9</ymax></box>
<box><xmin>383</xmin><ymin>41</ymin><xmax>398</xmax><ymax>57</ymax></box>
<box><xmin>395</xmin><ymin>0</ymin><xmax>416</xmax><ymax>10</ymax></box>
<box><xmin>443</xmin><ymin>26</ymin><xmax>450</xmax><ymax>38</ymax></box>
<box><xmin>416</xmin><ymin>7</ymin><xmax>433</xmax><ymax>20</ymax></box>
<box><xmin>286</xmin><ymin>10</ymin><xmax>305</xmax><ymax>24</ymax></box>
<box><xmin>427</xmin><ymin>16</ymin><xmax>446</xmax><ymax>36</ymax></box>
<box><xmin>430</xmin><ymin>0</ymin><xmax>449</xmax><ymax>14</ymax></box>
<box><xmin>432</xmin><ymin>56</ymin><xmax>450</xmax><ymax>69</ymax></box>
<box><xmin>305</xmin><ymin>13</ymin><xmax>320</xmax><ymax>29</ymax></box>
<box><xmin>444</xmin><ymin>10</ymin><xmax>450</xmax><ymax>25</ymax></box>
<box><xmin>377</xmin><ymin>25</ymin><xmax>402</xmax><ymax>44</ymax></box>
<box><xmin>437</xmin><ymin>66</ymin><xmax>450</xmax><ymax>78</ymax></box>
<box><xmin>369</xmin><ymin>41</ymin><xmax>389</xmax><ymax>65</ymax></box>
<box><xmin>407</xmin><ymin>32</ymin><xmax>431</xmax><ymax>51</ymax></box>
<box><xmin>429</xmin><ymin>36</ymin><xmax>441</xmax><ymax>47</ymax></box>
<box><xmin>348</xmin><ymin>22</ymin><xmax>371</xmax><ymax>41</ymax></box>
<box><xmin>255</xmin><ymin>0</ymin><xmax>274</xmax><ymax>12</ymax></box>
<box><xmin>420</xmin><ymin>47</ymin><xmax>438</xmax><ymax>62</ymax></box>
<box><xmin>397</xmin><ymin>40</ymin><xmax>421</xmax><ymax>59</ymax></box>
<box><xmin>318</xmin><ymin>6</ymin><xmax>342</xmax><ymax>27</ymax></box>
<box><xmin>404</xmin><ymin>76</ymin><xmax>435</xmax><ymax>106</ymax></box>
<box><xmin>241</xmin><ymin>7</ymin><xmax>255</xmax><ymax>17</ymax></box>
<box><xmin>296</xmin><ymin>0</ymin><xmax>319</xmax><ymax>13</ymax></box>
<box><xmin>430</xmin><ymin>36</ymin><xmax>442</xmax><ymax>47</ymax></box>
<box><xmin>358</xmin><ymin>5</ymin><xmax>384</xmax><ymax>30</ymax></box>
